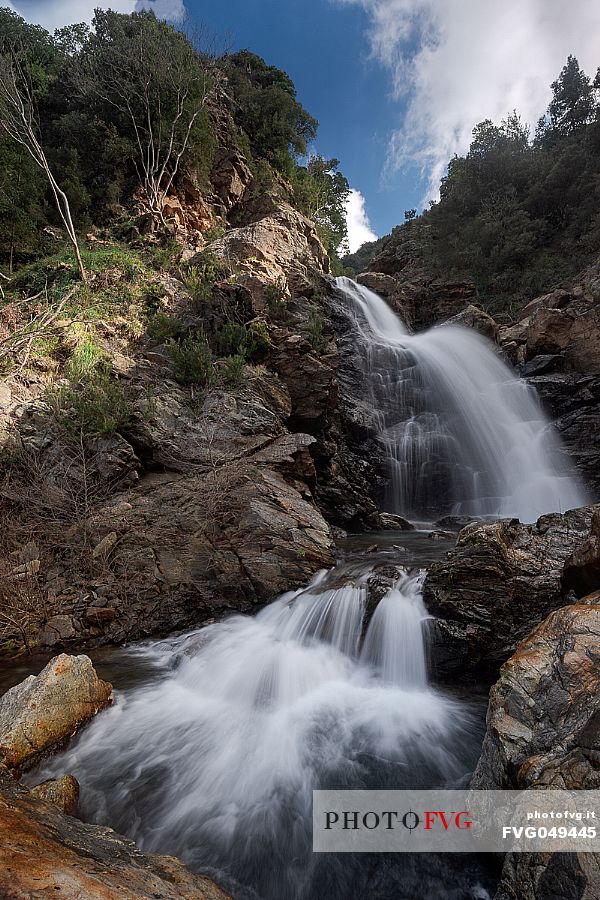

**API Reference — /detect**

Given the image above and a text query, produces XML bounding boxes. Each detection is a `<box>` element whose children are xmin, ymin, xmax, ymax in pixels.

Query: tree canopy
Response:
<box><xmin>346</xmin><ymin>55</ymin><xmax>600</xmax><ymax>316</ymax></box>
<box><xmin>0</xmin><ymin>8</ymin><xmax>346</xmax><ymax>269</ymax></box>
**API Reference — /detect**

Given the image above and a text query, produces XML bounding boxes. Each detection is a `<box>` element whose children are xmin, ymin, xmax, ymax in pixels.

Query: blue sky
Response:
<box><xmin>9</xmin><ymin>0</ymin><xmax>600</xmax><ymax>251</ymax></box>
<box><xmin>184</xmin><ymin>0</ymin><xmax>420</xmax><ymax>241</ymax></box>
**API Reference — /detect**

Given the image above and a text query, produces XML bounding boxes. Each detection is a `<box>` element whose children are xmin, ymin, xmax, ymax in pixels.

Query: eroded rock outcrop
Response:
<box><xmin>472</xmin><ymin>601</ymin><xmax>600</xmax><ymax>789</ymax></box>
<box><xmin>0</xmin><ymin>765</ymin><xmax>229</xmax><ymax>900</ymax></box>
<box><xmin>193</xmin><ymin>201</ymin><xmax>329</xmax><ymax>297</ymax></box>
<box><xmin>424</xmin><ymin>505</ymin><xmax>600</xmax><ymax>679</ymax></box>
<box><xmin>0</xmin><ymin>654</ymin><xmax>112</xmax><ymax>774</ymax></box>
<box><xmin>472</xmin><ymin>601</ymin><xmax>600</xmax><ymax>900</ymax></box>
<box><xmin>498</xmin><ymin>264</ymin><xmax>600</xmax><ymax>494</ymax></box>
<box><xmin>356</xmin><ymin>265</ymin><xmax>477</xmax><ymax>330</ymax></box>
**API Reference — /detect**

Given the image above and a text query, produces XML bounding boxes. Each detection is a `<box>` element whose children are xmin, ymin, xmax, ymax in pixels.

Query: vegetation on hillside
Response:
<box><xmin>345</xmin><ymin>56</ymin><xmax>600</xmax><ymax>315</ymax></box>
<box><xmin>0</xmin><ymin>7</ymin><xmax>350</xmax><ymax>273</ymax></box>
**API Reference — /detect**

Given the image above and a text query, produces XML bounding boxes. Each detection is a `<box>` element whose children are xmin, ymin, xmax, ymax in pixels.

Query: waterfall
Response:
<box><xmin>32</xmin><ymin>565</ymin><xmax>481</xmax><ymax>900</ymax></box>
<box><xmin>334</xmin><ymin>276</ymin><xmax>589</xmax><ymax>522</ymax></box>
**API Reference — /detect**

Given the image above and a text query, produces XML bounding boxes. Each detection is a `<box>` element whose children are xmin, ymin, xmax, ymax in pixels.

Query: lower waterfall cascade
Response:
<box><xmin>25</xmin><ymin>280</ymin><xmax>589</xmax><ymax>900</ymax></box>
<box><xmin>32</xmin><ymin>545</ymin><xmax>493</xmax><ymax>900</ymax></box>
<box><xmin>334</xmin><ymin>276</ymin><xmax>589</xmax><ymax>522</ymax></box>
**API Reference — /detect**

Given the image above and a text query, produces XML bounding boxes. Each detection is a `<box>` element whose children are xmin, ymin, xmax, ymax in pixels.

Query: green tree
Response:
<box><xmin>292</xmin><ymin>155</ymin><xmax>349</xmax><ymax>254</ymax></box>
<box><xmin>75</xmin><ymin>9</ymin><xmax>216</xmax><ymax>227</ymax></box>
<box><xmin>548</xmin><ymin>55</ymin><xmax>596</xmax><ymax>134</ymax></box>
<box><xmin>225</xmin><ymin>50</ymin><xmax>317</xmax><ymax>169</ymax></box>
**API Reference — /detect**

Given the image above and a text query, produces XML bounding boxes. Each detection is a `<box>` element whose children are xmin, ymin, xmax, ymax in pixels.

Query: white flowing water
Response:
<box><xmin>334</xmin><ymin>276</ymin><xmax>589</xmax><ymax>522</ymax></box>
<box><xmin>33</xmin><ymin>559</ymin><xmax>488</xmax><ymax>900</ymax></box>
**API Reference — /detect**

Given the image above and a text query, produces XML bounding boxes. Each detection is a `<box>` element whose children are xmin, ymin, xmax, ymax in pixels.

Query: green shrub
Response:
<box><xmin>146</xmin><ymin>311</ymin><xmax>180</xmax><ymax>344</ymax></box>
<box><xmin>223</xmin><ymin>353</ymin><xmax>246</xmax><ymax>386</ymax></box>
<box><xmin>215</xmin><ymin>322</ymin><xmax>249</xmax><ymax>358</ymax></box>
<box><xmin>215</xmin><ymin>319</ymin><xmax>270</xmax><ymax>359</ymax></box>
<box><xmin>307</xmin><ymin>310</ymin><xmax>327</xmax><ymax>353</ymax></box>
<box><xmin>182</xmin><ymin>252</ymin><xmax>230</xmax><ymax>304</ymax></box>
<box><xmin>53</xmin><ymin>372</ymin><xmax>131</xmax><ymax>436</ymax></box>
<box><xmin>65</xmin><ymin>336</ymin><xmax>107</xmax><ymax>381</ymax></box>
<box><xmin>168</xmin><ymin>334</ymin><xmax>214</xmax><ymax>386</ymax></box>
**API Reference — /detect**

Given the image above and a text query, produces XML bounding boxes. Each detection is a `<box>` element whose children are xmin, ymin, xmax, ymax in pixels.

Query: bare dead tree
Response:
<box><xmin>79</xmin><ymin>12</ymin><xmax>219</xmax><ymax>229</ymax></box>
<box><xmin>0</xmin><ymin>49</ymin><xmax>87</xmax><ymax>282</ymax></box>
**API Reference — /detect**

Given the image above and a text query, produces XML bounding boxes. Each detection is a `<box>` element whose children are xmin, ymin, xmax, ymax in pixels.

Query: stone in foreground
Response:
<box><xmin>472</xmin><ymin>601</ymin><xmax>600</xmax><ymax>900</ymax></box>
<box><xmin>0</xmin><ymin>765</ymin><xmax>229</xmax><ymax>900</ymax></box>
<box><xmin>0</xmin><ymin>654</ymin><xmax>113</xmax><ymax>773</ymax></box>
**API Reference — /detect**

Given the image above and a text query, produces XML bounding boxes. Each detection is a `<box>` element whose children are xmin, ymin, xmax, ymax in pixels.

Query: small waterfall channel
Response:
<box><xmin>31</xmin><ymin>534</ymin><xmax>492</xmax><ymax>900</ymax></box>
<box><xmin>333</xmin><ymin>276</ymin><xmax>588</xmax><ymax>522</ymax></box>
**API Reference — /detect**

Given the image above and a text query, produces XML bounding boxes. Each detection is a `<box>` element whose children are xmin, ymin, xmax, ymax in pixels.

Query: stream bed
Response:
<box><xmin>12</xmin><ymin>531</ymin><xmax>500</xmax><ymax>900</ymax></box>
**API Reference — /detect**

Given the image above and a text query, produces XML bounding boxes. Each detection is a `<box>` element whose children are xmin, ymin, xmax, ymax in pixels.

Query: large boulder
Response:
<box><xmin>443</xmin><ymin>304</ymin><xmax>499</xmax><ymax>341</ymax></box>
<box><xmin>472</xmin><ymin>602</ymin><xmax>600</xmax><ymax>790</ymax></box>
<box><xmin>0</xmin><ymin>765</ymin><xmax>229</xmax><ymax>899</ymax></box>
<box><xmin>36</xmin><ymin>462</ymin><xmax>335</xmax><ymax>649</ymax></box>
<box><xmin>423</xmin><ymin>506</ymin><xmax>599</xmax><ymax>679</ymax></box>
<box><xmin>472</xmin><ymin>601</ymin><xmax>600</xmax><ymax>900</ymax></box>
<box><xmin>193</xmin><ymin>201</ymin><xmax>329</xmax><ymax>297</ymax></box>
<box><xmin>0</xmin><ymin>654</ymin><xmax>112</xmax><ymax>774</ymax></box>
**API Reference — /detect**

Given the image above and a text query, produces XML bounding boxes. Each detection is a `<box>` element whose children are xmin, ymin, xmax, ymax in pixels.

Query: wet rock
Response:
<box><xmin>0</xmin><ymin>654</ymin><xmax>113</xmax><ymax>774</ymax></box>
<box><xmin>423</xmin><ymin>506</ymin><xmax>599</xmax><ymax>680</ymax></box>
<box><xmin>427</xmin><ymin>530</ymin><xmax>453</xmax><ymax>540</ymax></box>
<box><xmin>472</xmin><ymin>601</ymin><xmax>600</xmax><ymax>899</ymax></box>
<box><xmin>443</xmin><ymin>304</ymin><xmax>499</xmax><ymax>341</ymax></box>
<box><xmin>30</xmin><ymin>774</ymin><xmax>80</xmax><ymax>815</ymax></box>
<box><xmin>377</xmin><ymin>512</ymin><xmax>416</xmax><ymax>531</ymax></box>
<box><xmin>563</xmin><ymin>510</ymin><xmax>600</xmax><ymax>597</ymax></box>
<box><xmin>520</xmin><ymin>353</ymin><xmax>564</xmax><ymax>377</ymax></box>
<box><xmin>435</xmin><ymin>515</ymin><xmax>476</xmax><ymax>531</ymax></box>
<box><xmin>0</xmin><ymin>765</ymin><xmax>229</xmax><ymax>899</ymax></box>
<box><xmin>529</xmin><ymin>372</ymin><xmax>600</xmax><ymax>495</ymax></box>
<box><xmin>495</xmin><ymin>265</ymin><xmax>600</xmax><ymax>494</ymax></box>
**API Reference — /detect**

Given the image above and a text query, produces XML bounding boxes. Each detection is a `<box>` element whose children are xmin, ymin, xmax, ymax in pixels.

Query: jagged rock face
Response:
<box><xmin>37</xmin><ymin>463</ymin><xmax>334</xmax><ymax>649</ymax></box>
<box><xmin>210</xmin><ymin>147</ymin><xmax>253</xmax><ymax>212</ymax></box>
<box><xmin>193</xmin><ymin>201</ymin><xmax>330</xmax><ymax>297</ymax></box>
<box><xmin>423</xmin><ymin>506</ymin><xmax>600</xmax><ymax>680</ymax></box>
<box><xmin>563</xmin><ymin>510</ymin><xmax>600</xmax><ymax>596</ymax></box>
<box><xmin>0</xmin><ymin>654</ymin><xmax>112</xmax><ymax>774</ymax></box>
<box><xmin>472</xmin><ymin>601</ymin><xmax>600</xmax><ymax>900</ymax></box>
<box><xmin>357</xmin><ymin>267</ymin><xmax>476</xmax><ymax>330</ymax></box>
<box><xmin>472</xmin><ymin>601</ymin><xmax>600</xmax><ymax>790</ymax></box>
<box><xmin>497</xmin><ymin>264</ymin><xmax>600</xmax><ymax>495</ymax></box>
<box><xmin>0</xmin><ymin>765</ymin><xmax>229</xmax><ymax>900</ymax></box>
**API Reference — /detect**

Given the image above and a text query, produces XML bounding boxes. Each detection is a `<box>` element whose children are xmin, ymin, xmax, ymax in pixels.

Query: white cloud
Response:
<box><xmin>345</xmin><ymin>188</ymin><xmax>378</xmax><ymax>253</ymax></box>
<box><xmin>337</xmin><ymin>0</ymin><xmax>600</xmax><ymax>202</ymax></box>
<box><xmin>12</xmin><ymin>0</ymin><xmax>186</xmax><ymax>32</ymax></box>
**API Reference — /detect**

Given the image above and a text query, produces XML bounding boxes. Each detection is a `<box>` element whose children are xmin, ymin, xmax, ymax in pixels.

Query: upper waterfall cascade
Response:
<box><xmin>334</xmin><ymin>276</ymin><xmax>589</xmax><ymax>522</ymax></box>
